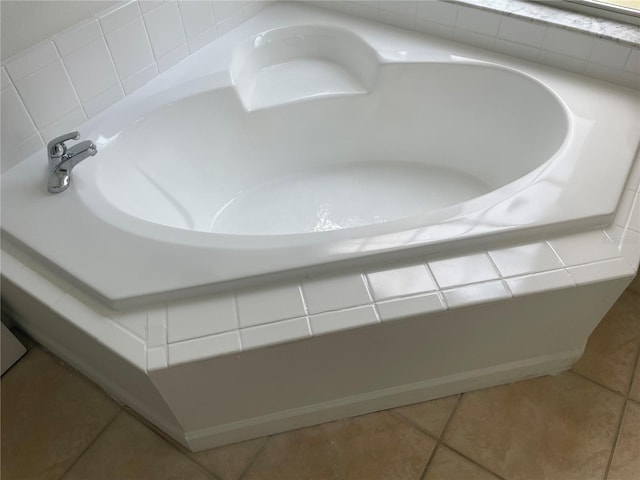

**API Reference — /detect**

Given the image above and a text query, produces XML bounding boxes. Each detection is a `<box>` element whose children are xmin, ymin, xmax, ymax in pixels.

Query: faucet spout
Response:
<box><xmin>47</xmin><ymin>132</ymin><xmax>97</xmax><ymax>193</ymax></box>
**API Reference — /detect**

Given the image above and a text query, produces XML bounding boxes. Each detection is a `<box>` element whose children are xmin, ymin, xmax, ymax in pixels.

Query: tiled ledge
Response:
<box><xmin>452</xmin><ymin>0</ymin><xmax>640</xmax><ymax>47</ymax></box>
<box><xmin>2</xmin><ymin>145</ymin><xmax>638</xmax><ymax>372</ymax></box>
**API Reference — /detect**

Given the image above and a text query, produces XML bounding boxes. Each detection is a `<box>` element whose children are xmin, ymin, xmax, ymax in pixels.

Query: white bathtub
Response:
<box><xmin>2</xmin><ymin>3</ymin><xmax>639</xmax><ymax>451</ymax></box>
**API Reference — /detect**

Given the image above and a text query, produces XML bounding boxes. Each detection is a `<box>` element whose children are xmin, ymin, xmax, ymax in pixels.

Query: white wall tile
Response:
<box><xmin>178</xmin><ymin>1</ymin><xmax>215</xmax><ymax>39</ymax></box>
<box><xmin>168</xmin><ymin>331</ymin><xmax>241</xmax><ymax>365</ymax></box>
<box><xmin>568</xmin><ymin>258</ymin><xmax>634</xmax><ymax>286</ymax></box>
<box><xmin>618</xmin><ymin>71</ymin><xmax>640</xmax><ymax>89</ymax></box>
<box><xmin>157</xmin><ymin>44</ymin><xmax>189</xmax><ymax>72</ymax></box>
<box><xmin>167</xmin><ymin>295</ymin><xmax>236</xmax><ymax>343</ymax></box>
<box><xmin>453</xmin><ymin>28</ymin><xmax>496</xmax><ymax>51</ymax></box>
<box><xmin>63</xmin><ymin>38</ymin><xmax>119</xmax><ymax>102</ymax></box>
<box><xmin>589</xmin><ymin>39</ymin><xmax>631</xmax><ymax>69</ymax></box>
<box><xmin>1</xmin><ymin>86</ymin><xmax>37</xmax><ymax>153</ymax></box>
<box><xmin>416</xmin><ymin>1</ymin><xmax>457</xmax><ymax>26</ymax></box>
<box><xmin>367</xmin><ymin>265</ymin><xmax>436</xmax><ymax>301</ymax></box>
<box><xmin>187</xmin><ymin>26</ymin><xmax>218</xmax><ymax>53</ymax></box>
<box><xmin>548</xmin><ymin>230</ymin><xmax>620</xmax><ymax>267</ymax></box>
<box><xmin>99</xmin><ymin>0</ymin><xmax>141</xmax><ymax>34</ymax></box>
<box><xmin>54</xmin><ymin>19</ymin><xmax>103</xmax><ymax>56</ymax></box>
<box><xmin>212</xmin><ymin>1</ymin><xmax>244</xmax><ymax>21</ymax></box>
<box><xmin>498</xmin><ymin>17</ymin><xmax>546</xmax><ymax>48</ymax></box>
<box><xmin>379</xmin><ymin>1</ymin><xmax>416</xmax><ymax>16</ymax></box>
<box><xmin>456</xmin><ymin>6</ymin><xmax>501</xmax><ymax>36</ymax></box>
<box><xmin>1</xmin><ymin>134</ymin><xmax>44</xmax><ymax>173</ymax></box>
<box><xmin>584</xmin><ymin>62</ymin><xmax>622</xmax><ymax>84</ymax></box>
<box><xmin>624</xmin><ymin>49</ymin><xmax>640</xmax><ymax>74</ymax></box>
<box><xmin>237</xmin><ymin>284</ymin><xmax>306</xmax><ymax>328</ymax></box>
<box><xmin>538</xmin><ymin>50</ymin><xmax>586</xmax><ymax>74</ymax></box>
<box><xmin>415</xmin><ymin>18</ymin><xmax>454</xmax><ymax>40</ymax></box>
<box><xmin>542</xmin><ymin>27</ymin><xmax>595</xmax><ymax>60</ymax></box>
<box><xmin>242</xmin><ymin>1</ymin><xmax>271</xmax><ymax>20</ymax></box>
<box><xmin>143</xmin><ymin>1</ymin><xmax>187</xmax><ymax>59</ymax></box>
<box><xmin>39</xmin><ymin>107</ymin><xmax>86</xmax><ymax>143</ymax></box>
<box><xmin>139</xmin><ymin>0</ymin><xmax>168</xmax><ymax>14</ymax></box>
<box><xmin>493</xmin><ymin>39</ymin><xmax>540</xmax><ymax>62</ymax></box>
<box><xmin>377</xmin><ymin>292</ymin><xmax>445</xmax><ymax>322</ymax></box>
<box><xmin>302</xmin><ymin>274</ymin><xmax>371</xmax><ymax>314</ymax></box>
<box><xmin>345</xmin><ymin>2</ymin><xmax>379</xmax><ymax>22</ymax></box>
<box><xmin>240</xmin><ymin>317</ymin><xmax>310</xmax><ymax>350</ymax></box>
<box><xmin>488</xmin><ymin>242</ymin><xmax>563</xmax><ymax>278</ymax></box>
<box><xmin>442</xmin><ymin>281</ymin><xmax>511</xmax><ymax>309</ymax></box>
<box><xmin>122</xmin><ymin>63</ymin><xmax>158</xmax><ymax>94</ymax></box>
<box><xmin>83</xmin><ymin>84</ymin><xmax>124</xmax><ymax>117</ymax></box>
<box><xmin>378</xmin><ymin>10</ymin><xmax>415</xmax><ymax>30</ymax></box>
<box><xmin>506</xmin><ymin>270</ymin><xmax>574</xmax><ymax>296</ymax></box>
<box><xmin>216</xmin><ymin>10</ymin><xmax>243</xmax><ymax>36</ymax></box>
<box><xmin>1</xmin><ymin>67</ymin><xmax>10</xmax><ymax>89</ymax></box>
<box><xmin>15</xmin><ymin>60</ymin><xmax>80</xmax><ymax>129</ymax></box>
<box><xmin>310</xmin><ymin>305</ymin><xmax>378</xmax><ymax>335</ymax></box>
<box><xmin>105</xmin><ymin>18</ymin><xmax>155</xmax><ymax>79</ymax></box>
<box><xmin>4</xmin><ymin>41</ymin><xmax>59</xmax><ymax>81</ymax></box>
<box><xmin>429</xmin><ymin>253</ymin><xmax>499</xmax><ymax>289</ymax></box>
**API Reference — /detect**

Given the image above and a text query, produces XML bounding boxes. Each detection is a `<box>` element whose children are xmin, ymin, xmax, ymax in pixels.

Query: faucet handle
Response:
<box><xmin>48</xmin><ymin>131</ymin><xmax>81</xmax><ymax>158</ymax></box>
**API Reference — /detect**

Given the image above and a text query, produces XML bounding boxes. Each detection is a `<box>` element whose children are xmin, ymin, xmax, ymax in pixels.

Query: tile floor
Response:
<box><xmin>2</xmin><ymin>273</ymin><xmax>639</xmax><ymax>480</ymax></box>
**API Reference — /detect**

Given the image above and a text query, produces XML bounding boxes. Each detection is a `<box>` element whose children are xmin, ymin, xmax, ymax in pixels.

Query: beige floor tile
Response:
<box><xmin>626</xmin><ymin>272</ymin><xmax>640</xmax><ymax>297</ymax></box>
<box><xmin>444</xmin><ymin>372</ymin><xmax>625</xmax><ymax>480</ymax></box>
<box><xmin>394</xmin><ymin>395</ymin><xmax>458</xmax><ymax>438</ymax></box>
<box><xmin>1</xmin><ymin>347</ymin><xmax>120</xmax><ymax>480</ymax></box>
<box><xmin>242</xmin><ymin>411</ymin><xmax>436</xmax><ymax>480</ymax></box>
<box><xmin>572</xmin><ymin>290</ymin><xmax>640</xmax><ymax>393</ymax></box>
<box><xmin>62</xmin><ymin>411</ymin><xmax>213</xmax><ymax>480</ymax></box>
<box><xmin>608</xmin><ymin>401</ymin><xmax>640</xmax><ymax>480</ymax></box>
<box><xmin>424</xmin><ymin>446</ymin><xmax>500</xmax><ymax>480</ymax></box>
<box><xmin>190</xmin><ymin>437</ymin><xmax>266</xmax><ymax>480</ymax></box>
<box><xmin>629</xmin><ymin>357</ymin><xmax>640</xmax><ymax>402</ymax></box>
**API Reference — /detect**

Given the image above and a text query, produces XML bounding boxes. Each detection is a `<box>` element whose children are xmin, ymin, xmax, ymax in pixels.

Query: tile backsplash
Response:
<box><xmin>2</xmin><ymin>0</ymin><xmax>639</xmax><ymax>173</ymax></box>
<box><xmin>0</xmin><ymin>0</ymin><xmax>270</xmax><ymax>172</ymax></box>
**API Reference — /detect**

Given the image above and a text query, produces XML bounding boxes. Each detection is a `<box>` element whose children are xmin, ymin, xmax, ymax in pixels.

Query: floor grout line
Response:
<box><xmin>569</xmin><ymin>369</ymin><xmax>636</xmax><ymax>401</ymax></box>
<box><xmin>602</xmin><ymin>399</ymin><xmax>630</xmax><ymax>480</ymax></box>
<box><xmin>237</xmin><ymin>435</ymin><xmax>271</xmax><ymax>480</ymax></box>
<box><xmin>56</xmin><ymin>408</ymin><xmax>123</xmax><ymax>480</ymax></box>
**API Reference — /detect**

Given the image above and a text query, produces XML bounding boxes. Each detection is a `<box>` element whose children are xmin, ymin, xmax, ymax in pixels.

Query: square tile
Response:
<box><xmin>4</xmin><ymin>41</ymin><xmax>58</xmax><ymax>80</ymax></box>
<box><xmin>442</xmin><ymin>281</ymin><xmax>510</xmax><ymax>309</ymax></box>
<box><xmin>538</xmin><ymin>50</ymin><xmax>587</xmax><ymax>74</ymax></box>
<box><xmin>63</xmin><ymin>37</ymin><xmax>119</xmax><ymax>102</ymax></box>
<box><xmin>506</xmin><ymin>269</ymin><xmax>574</xmax><ymax>296</ymax></box>
<box><xmin>169</xmin><ymin>331</ymin><xmax>241</xmax><ymax>365</ymax></box>
<box><xmin>377</xmin><ymin>292</ymin><xmax>445</xmax><ymax>322</ymax></box>
<box><xmin>122</xmin><ymin>63</ymin><xmax>158</xmax><ymax>94</ymax></box>
<box><xmin>572</xmin><ymin>290</ymin><xmax>640</xmax><ymax>394</ymax></box>
<box><xmin>443</xmin><ymin>372</ymin><xmax>624</xmax><ymax>480</ymax></box>
<box><xmin>212</xmin><ymin>1</ymin><xmax>244</xmax><ymax>21</ymax></box>
<box><xmin>105</xmin><ymin>18</ymin><xmax>155</xmax><ymax>79</ymax></box>
<box><xmin>168</xmin><ymin>294</ymin><xmax>236</xmax><ymax>343</ymax></box>
<box><xmin>489</xmin><ymin>242</ymin><xmax>563</xmax><ymax>277</ymax></box>
<box><xmin>367</xmin><ymin>264</ymin><xmax>436</xmax><ymax>301</ymax></box>
<box><xmin>456</xmin><ymin>6</ymin><xmax>501</xmax><ymax>36</ymax></box>
<box><xmin>54</xmin><ymin>19</ymin><xmax>103</xmax><ymax>56</ymax></box>
<box><xmin>84</xmin><ymin>84</ymin><xmax>124</xmax><ymax>118</ymax></box>
<box><xmin>178</xmin><ymin>0</ymin><xmax>215</xmax><ymax>39</ymax></box>
<box><xmin>189</xmin><ymin>437</ymin><xmax>266</xmax><ymax>480</ymax></box>
<box><xmin>237</xmin><ymin>284</ymin><xmax>305</xmax><ymax>328</ymax></box>
<box><xmin>1</xmin><ymin>348</ymin><xmax>120</xmax><ymax>480</ymax></box>
<box><xmin>143</xmin><ymin>1</ymin><xmax>187</xmax><ymax>58</ymax></box>
<box><xmin>216</xmin><ymin>10</ymin><xmax>244</xmax><ymax>36</ymax></box>
<box><xmin>15</xmin><ymin>60</ymin><xmax>80</xmax><ymax>129</ymax></box>
<box><xmin>379</xmin><ymin>1</ymin><xmax>417</xmax><ymax>16</ymax></box>
<box><xmin>302</xmin><ymin>273</ymin><xmax>371</xmax><ymax>314</ymax></box>
<box><xmin>62</xmin><ymin>412</ymin><xmax>212</xmax><ymax>480</ymax></box>
<box><xmin>429</xmin><ymin>253</ymin><xmax>499</xmax><ymax>289</ymax></box>
<box><xmin>498</xmin><ymin>17</ymin><xmax>546</xmax><ymax>48</ymax></box>
<box><xmin>99</xmin><ymin>0</ymin><xmax>141</xmax><ymax>34</ymax></box>
<box><xmin>310</xmin><ymin>305</ymin><xmax>378</xmax><ymax>335</ymax></box>
<box><xmin>608</xmin><ymin>401</ymin><xmax>640</xmax><ymax>480</ymax></box>
<box><xmin>1</xmin><ymin>86</ymin><xmax>37</xmax><ymax>154</ymax></box>
<box><xmin>416</xmin><ymin>1</ymin><xmax>457</xmax><ymax>26</ymax></box>
<box><xmin>542</xmin><ymin>27</ymin><xmax>595</xmax><ymax>60</ymax></box>
<box><xmin>425</xmin><ymin>445</ymin><xmax>500</xmax><ymax>480</ymax></box>
<box><xmin>568</xmin><ymin>258</ymin><xmax>634</xmax><ymax>286</ymax></box>
<box><xmin>394</xmin><ymin>395</ymin><xmax>458</xmax><ymax>438</ymax></box>
<box><xmin>625</xmin><ymin>49</ymin><xmax>640</xmax><ymax>74</ymax></box>
<box><xmin>240</xmin><ymin>317</ymin><xmax>310</xmax><ymax>350</ymax></box>
<box><xmin>548</xmin><ymin>230</ymin><xmax>620</xmax><ymax>267</ymax></box>
<box><xmin>242</xmin><ymin>412</ymin><xmax>435</xmax><ymax>480</ymax></box>
<box><xmin>157</xmin><ymin>44</ymin><xmax>190</xmax><ymax>73</ymax></box>
<box><xmin>589</xmin><ymin>39</ymin><xmax>631</xmax><ymax>69</ymax></box>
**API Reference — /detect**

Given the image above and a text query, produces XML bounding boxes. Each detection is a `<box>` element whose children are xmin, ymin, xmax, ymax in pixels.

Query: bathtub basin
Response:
<box><xmin>2</xmin><ymin>2</ymin><xmax>639</xmax><ymax>452</ymax></box>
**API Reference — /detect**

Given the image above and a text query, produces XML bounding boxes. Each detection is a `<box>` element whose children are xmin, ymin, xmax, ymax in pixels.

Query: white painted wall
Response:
<box><xmin>1</xmin><ymin>1</ymin><xmax>118</xmax><ymax>61</ymax></box>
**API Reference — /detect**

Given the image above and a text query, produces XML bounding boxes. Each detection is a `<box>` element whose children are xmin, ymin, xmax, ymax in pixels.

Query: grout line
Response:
<box><xmin>389</xmin><ymin>410</ymin><xmax>440</xmax><ymax>443</ymax></box>
<box><xmin>237</xmin><ymin>435</ymin><xmax>271</xmax><ymax>480</ymax></box>
<box><xmin>603</xmin><ymin>399</ymin><xmax>629</xmax><ymax>480</ymax></box>
<box><xmin>56</xmin><ymin>408</ymin><xmax>123</xmax><ymax>479</ymax></box>
<box><xmin>569</xmin><ymin>369</ymin><xmax>635</xmax><ymax>401</ymax></box>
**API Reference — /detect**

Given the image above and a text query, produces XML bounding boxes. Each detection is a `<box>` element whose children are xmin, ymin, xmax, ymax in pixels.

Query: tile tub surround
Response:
<box><xmin>0</xmin><ymin>0</ymin><xmax>272</xmax><ymax>172</ymax></box>
<box><xmin>2</xmin><ymin>2</ymin><xmax>640</xmax><ymax>451</ymax></box>
<box><xmin>2</xmin><ymin>1</ymin><xmax>639</xmax><ymax>173</ymax></box>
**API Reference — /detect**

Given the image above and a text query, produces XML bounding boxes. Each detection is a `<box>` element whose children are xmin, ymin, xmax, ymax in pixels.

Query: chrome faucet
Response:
<box><xmin>47</xmin><ymin>131</ymin><xmax>97</xmax><ymax>193</ymax></box>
